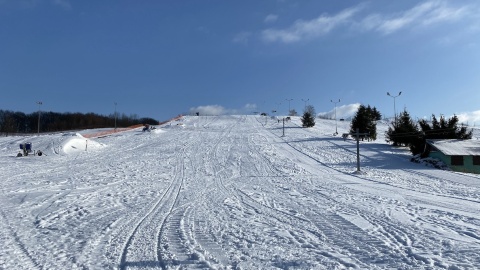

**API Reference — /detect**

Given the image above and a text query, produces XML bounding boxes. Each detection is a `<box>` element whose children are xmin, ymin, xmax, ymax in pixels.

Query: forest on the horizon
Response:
<box><xmin>0</xmin><ymin>109</ymin><xmax>158</xmax><ymax>135</ymax></box>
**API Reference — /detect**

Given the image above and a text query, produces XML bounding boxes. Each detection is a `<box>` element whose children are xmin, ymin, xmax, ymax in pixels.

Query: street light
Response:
<box><xmin>301</xmin><ymin>98</ymin><xmax>309</xmax><ymax>111</ymax></box>
<box><xmin>387</xmin><ymin>91</ymin><xmax>402</xmax><ymax>125</ymax></box>
<box><xmin>36</xmin><ymin>101</ymin><xmax>42</xmax><ymax>134</ymax></box>
<box><xmin>285</xmin><ymin>98</ymin><xmax>293</xmax><ymax>115</ymax></box>
<box><xmin>114</xmin><ymin>102</ymin><xmax>117</xmax><ymax>131</ymax></box>
<box><xmin>331</xmin><ymin>99</ymin><xmax>340</xmax><ymax>135</ymax></box>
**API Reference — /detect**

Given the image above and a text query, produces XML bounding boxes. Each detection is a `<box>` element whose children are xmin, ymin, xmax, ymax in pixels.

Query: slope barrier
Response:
<box><xmin>158</xmin><ymin>114</ymin><xmax>183</xmax><ymax>125</ymax></box>
<box><xmin>82</xmin><ymin>125</ymin><xmax>144</xmax><ymax>139</ymax></box>
<box><xmin>81</xmin><ymin>115</ymin><xmax>183</xmax><ymax>139</ymax></box>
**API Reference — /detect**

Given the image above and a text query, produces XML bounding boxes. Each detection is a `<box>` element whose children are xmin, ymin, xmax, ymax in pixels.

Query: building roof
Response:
<box><xmin>427</xmin><ymin>139</ymin><xmax>480</xmax><ymax>156</ymax></box>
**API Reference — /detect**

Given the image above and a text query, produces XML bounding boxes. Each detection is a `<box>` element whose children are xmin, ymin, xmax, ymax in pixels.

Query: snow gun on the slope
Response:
<box><xmin>17</xmin><ymin>142</ymin><xmax>44</xmax><ymax>157</ymax></box>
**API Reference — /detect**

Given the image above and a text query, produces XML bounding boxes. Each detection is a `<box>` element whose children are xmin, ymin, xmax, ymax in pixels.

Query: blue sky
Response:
<box><xmin>1</xmin><ymin>0</ymin><xmax>480</xmax><ymax>123</ymax></box>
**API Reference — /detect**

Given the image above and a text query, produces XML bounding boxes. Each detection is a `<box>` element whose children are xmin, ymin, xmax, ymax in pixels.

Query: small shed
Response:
<box><xmin>425</xmin><ymin>139</ymin><xmax>480</xmax><ymax>174</ymax></box>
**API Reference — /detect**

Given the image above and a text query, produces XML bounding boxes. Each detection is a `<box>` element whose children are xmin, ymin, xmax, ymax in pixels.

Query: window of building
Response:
<box><xmin>473</xmin><ymin>156</ymin><xmax>480</xmax><ymax>165</ymax></box>
<box><xmin>451</xmin><ymin>156</ymin><xmax>464</xmax><ymax>166</ymax></box>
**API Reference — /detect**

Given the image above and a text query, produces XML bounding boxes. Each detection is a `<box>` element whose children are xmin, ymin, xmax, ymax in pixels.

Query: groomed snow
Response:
<box><xmin>1</xmin><ymin>115</ymin><xmax>479</xmax><ymax>269</ymax></box>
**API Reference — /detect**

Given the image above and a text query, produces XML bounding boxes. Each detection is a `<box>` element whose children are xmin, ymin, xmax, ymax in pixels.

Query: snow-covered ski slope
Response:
<box><xmin>1</xmin><ymin>115</ymin><xmax>479</xmax><ymax>269</ymax></box>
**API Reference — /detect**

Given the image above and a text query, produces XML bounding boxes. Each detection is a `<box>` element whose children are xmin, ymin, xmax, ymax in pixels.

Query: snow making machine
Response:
<box><xmin>17</xmin><ymin>142</ymin><xmax>43</xmax><ymax>157</ymax></box>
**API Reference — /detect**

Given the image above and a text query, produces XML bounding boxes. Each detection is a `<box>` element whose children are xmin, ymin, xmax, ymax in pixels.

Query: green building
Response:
<box><xmin>426</xmin><ymin>139</ymin><xmax>480</xmax><ymax>174</ymax></box>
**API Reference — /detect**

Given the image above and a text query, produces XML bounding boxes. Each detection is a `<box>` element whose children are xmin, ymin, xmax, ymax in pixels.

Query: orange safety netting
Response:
<box><xmin>82</xmin><ymin>115</ymin><xmax>183</xmax><ymax>139</ymax></box>
<box><xmin>82</xmin><ymin>124</ymin><xmax>144</xmax><ymax>138</ymax></box>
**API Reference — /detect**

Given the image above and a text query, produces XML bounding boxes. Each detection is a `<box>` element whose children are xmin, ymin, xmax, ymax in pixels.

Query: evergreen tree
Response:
<box><xmin>289</xmin><ymin>109</ymin><xmax>298</xmax><ymax>116</ymax></box>
<box><xmin>301</xmin><ymin>105</ymin><xmax>316</xmax><ymax>128</ymax></box>
<box><xmin>385</xmin><ymin>109</ymin><xmax>420</xmax><ymax>147</ymax></box>
<box><xmin>366</xmin><ymin>106</ymin><xmax>378</xmax><ymax>140</ymax></box>
<box><xmin>371</xmin><ymin>107</ymin><xmax>382</xmax><ymax>121</ymax></box>
<box><xmin>350</xmin><ymin>105</ymin><xmax>378</xmax><ymax>140</ymax></box>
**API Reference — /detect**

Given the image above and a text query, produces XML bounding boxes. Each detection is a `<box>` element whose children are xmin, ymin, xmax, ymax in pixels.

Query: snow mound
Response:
<box><xmin>410</xmin><ymin>155</ymin><xmax>450</xmax><ymax>170</ymax></box>
<box><xmin>62</xmin><ymin>133</ymin><xmax>105</xmax><ymax>154</ymax></box>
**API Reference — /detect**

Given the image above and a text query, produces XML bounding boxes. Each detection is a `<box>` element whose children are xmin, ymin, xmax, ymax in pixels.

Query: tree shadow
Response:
<box><xmin>285</xmin><ymin>137</ymin><xmax>437</xmax><ymax>171</ymax></box>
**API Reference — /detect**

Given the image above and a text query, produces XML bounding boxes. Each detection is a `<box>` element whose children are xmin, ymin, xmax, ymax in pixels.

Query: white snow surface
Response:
<box><xmin>1</xmin><ymin>115</ymin><xmax>480</xmax><ymax>270</ymax></box>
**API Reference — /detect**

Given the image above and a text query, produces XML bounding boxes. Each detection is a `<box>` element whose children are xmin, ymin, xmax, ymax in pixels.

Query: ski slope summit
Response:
<box><xmin>1</xmin><ymin>115</ymin><xmax>480</xmax><ymax>269</ymax></box>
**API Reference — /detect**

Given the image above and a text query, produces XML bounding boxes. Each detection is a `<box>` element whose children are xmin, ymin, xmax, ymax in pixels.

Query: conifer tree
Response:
<box><xmin>371</xmin><ymin>107</ymin><xmax>382</xmax><ymax>121</ymax></box>
<box><xmin>385</xmin><ymin>109</ymin><xmax>420</xmax><ymax>147</ymax></box>
<box><xmin>350</xmin><ymin>105</ymin><xmax>378</xmax><ymax>140</ymax></box>
<box><xmin>301</xmin><ymin>105</ymin><xmax>316</xmax><ymax>128</ymax></box>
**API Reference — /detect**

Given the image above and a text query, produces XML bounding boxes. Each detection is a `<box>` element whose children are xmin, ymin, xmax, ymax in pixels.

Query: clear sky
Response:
<box><xmin>1</xmin><ymin>0</ymin><xmax>480</xmax><ymax>123</ymax></box>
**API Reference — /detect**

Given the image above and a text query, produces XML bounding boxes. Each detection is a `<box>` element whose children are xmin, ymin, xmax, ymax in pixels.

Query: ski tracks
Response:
<box><xmin>118</xmin><ymin>117</ymin><xmax>238</xmax><ymax>269</ymax></box>
<box><xmin>118</xmin><ymin>141</ymin><xmax>189</xmax><ymax>269</ymax></box>
<box><xmin>0</xmin><ymin>209</ymin><xmax>40</xmax><ymax>270</ymax></box>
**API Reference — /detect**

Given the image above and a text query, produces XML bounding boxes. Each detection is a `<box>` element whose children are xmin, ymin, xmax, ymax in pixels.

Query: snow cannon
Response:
<box><xmin>19</xmin><ymin>142</ymin><xmax>32</xmax><ymax>151</ymax></box>
<box><xmin>19</xmin><ymin>142</ymin><xmax>32</xmax><ymax>156</ymax></box>
<box><xmin>17</xmin><ymin>142</ymin><xmax>43</xmax><ymax>157</ymax></box>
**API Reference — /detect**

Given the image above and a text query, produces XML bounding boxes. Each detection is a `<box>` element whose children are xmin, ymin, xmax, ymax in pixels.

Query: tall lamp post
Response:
<box><xmin>331</xmin><ymin>99</ymin><xmax>340</xmax><ymax>135</ymax></box>
<box><xmin>387</xmin><ymin>91</ymin><xmax>402</xmax><ymax>125</ymax></box>
<box><xmin>285</xmin><ymin>98</ymin><xmax>293</xmax><ymax>115</ymax></box>
<box><xmin>301</xmin><ymin>98</ymin><xmax>309</xmax><ymax>112</ymax></box>
<box><xmin>36</xmin><ymin>101</ymin><xmax>42</xmax><ymax>134</ymax></box>
<box><xmin>114</xmin><ymin>102</ymin><xmax>117</xmax><ymax>131</ymax></box>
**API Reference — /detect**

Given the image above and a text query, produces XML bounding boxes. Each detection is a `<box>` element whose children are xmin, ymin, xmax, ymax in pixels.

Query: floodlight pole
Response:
<box><xmin>387</xmin><ymin>91</ymin><xmax>402</xmax><ymax>126</ymax></box>
<box><xmin>331</xmin><ymin>99</ymin><xmax>340</xmax><ymax>135</ymax></box>
<box><xmin>285</xmin><ymin>98</ymin><xmax>293</xmax><ymax>115</ymax></box>
<box><xmin>114</xmin><ymin>102</ymin><xmax>117</xmax><ymax>131</ymax></box>
<box><xmin>36</xmin><ymin>101</ymin><xmax>42</xmax><ymax>134</ymax></box>
<box><xmin>301</xmin><ymin>98</ymin><xmax>309</xmax><ymax>112</ymax></box>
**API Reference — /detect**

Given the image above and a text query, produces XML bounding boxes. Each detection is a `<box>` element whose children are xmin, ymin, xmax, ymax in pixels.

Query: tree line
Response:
<box><xmin>385</xmin><ymin>110</ymin><xmax>472</xmax><ymax>156</ymax></box>
<box><xmin>0</xmin><ymin>109</ymin><xmax>158</xmax><ymax>136</ymax></box>
<box><xmin>300</xmin><ymin>103</ymin><xmax>473</xmax><ymax>158</ymax></box>
<box><xmin>347</xmin><ymin>105</ymin><xmax>472</xmax><ymax>156</ymax></box>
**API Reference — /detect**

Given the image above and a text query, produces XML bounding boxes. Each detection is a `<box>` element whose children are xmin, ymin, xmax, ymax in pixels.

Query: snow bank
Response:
<box><xmin>62</xmin><ymin>133</ymin><xmax>105</xmax><ymax>154</ymax></box>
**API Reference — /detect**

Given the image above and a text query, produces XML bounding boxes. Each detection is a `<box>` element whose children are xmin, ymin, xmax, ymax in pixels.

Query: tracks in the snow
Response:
<box><xmin>0</xmin><ymin>209</ymin><xmax>40</xmax><ymax>269</ymax></box>
<box><xmin>119</xmin><ymin>116</ymin><xmax>242</xmax><ymax>269</ymax></box>
<box><xmin>118</xmin><ymin>140</ymin><xmax>189</xmax><ymax>269</ymax></box>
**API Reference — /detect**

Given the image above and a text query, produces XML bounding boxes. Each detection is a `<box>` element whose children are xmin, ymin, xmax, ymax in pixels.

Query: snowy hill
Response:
<box><xmin>1</xmin><ymin>115</ymin><xmax>480</xmax><ymax>269</ymax></box>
